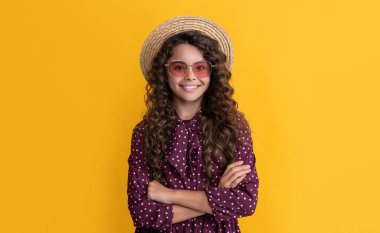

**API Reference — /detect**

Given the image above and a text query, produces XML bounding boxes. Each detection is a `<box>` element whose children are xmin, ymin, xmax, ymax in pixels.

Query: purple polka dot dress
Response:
<box><xmin>127</xmin><ymin>109</ymin><xmax>259</xmax><ymax>233</ymax></box>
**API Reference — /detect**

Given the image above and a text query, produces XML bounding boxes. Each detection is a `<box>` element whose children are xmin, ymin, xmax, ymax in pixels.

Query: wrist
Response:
<box><xmin>169</xmin><ymin>189</ymin><xmax>178</xmax><ymax>204</ymax></box>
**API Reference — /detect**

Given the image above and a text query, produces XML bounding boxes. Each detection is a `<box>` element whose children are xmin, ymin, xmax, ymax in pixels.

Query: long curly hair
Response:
<box><xmin>142</xmin><ymin>30</ymin><xmax>245</xmax><ymax>187</ymax></box>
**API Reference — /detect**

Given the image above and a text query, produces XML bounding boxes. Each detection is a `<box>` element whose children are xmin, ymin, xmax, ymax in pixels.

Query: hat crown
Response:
<box><xmin>139</xmin><ymin>15</ymin><xmax>234</xmax><ymax>79</ymax></box>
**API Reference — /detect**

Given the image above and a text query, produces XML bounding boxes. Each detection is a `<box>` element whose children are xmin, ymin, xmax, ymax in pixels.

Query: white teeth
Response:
<box><xmin>182</xmin><ymin>85</ymin><xmax>198</xmax><ymax>90</ymax></box>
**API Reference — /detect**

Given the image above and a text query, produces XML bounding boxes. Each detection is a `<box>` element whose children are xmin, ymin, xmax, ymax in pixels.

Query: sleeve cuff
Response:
<box><xmin>204</xmin><ymin>186</ymin><xmax>230</xmax><ymax>223</ymax></box>
<box><xmin>158</xmin><ymin>203</ymin><xmax>173</xmax><ymax>230</ymax></box>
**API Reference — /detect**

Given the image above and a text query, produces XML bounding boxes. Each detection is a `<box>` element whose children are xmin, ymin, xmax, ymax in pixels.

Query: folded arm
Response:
<box><xmin>148</xmin><ymin>117</ymin><xmax>259</xmax><ymax>223</ymax></box>
<box><xmin>127</xmin><ymin>124</ymin><xmax>207</xmax><ymax>227</ymax></box>
<box><xmin>148</xmin><ymin>180</ymin><xmax>213</xmax><ymax>214</ymax></box>
<box><xmin>172</xmin><ymin>204</ymin><xmax>204</xmax><ymax>224</ymax></box>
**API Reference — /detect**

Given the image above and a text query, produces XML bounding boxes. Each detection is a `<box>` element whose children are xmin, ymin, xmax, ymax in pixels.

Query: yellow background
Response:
<box><xmin>1</xmin><ymin>0</ymin><xmax>379</xmax><ymax>232</ymax></box>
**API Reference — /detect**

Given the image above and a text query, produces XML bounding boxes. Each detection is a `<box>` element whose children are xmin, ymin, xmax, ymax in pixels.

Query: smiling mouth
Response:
<box><xmin>180</xmin><ymin>85</ymin><xmax>200</xmax><ymax>91</ymax></box>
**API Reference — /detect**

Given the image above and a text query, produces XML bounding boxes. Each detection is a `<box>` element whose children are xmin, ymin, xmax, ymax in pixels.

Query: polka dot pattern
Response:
<box><xmin>127</xmin><ymin>109</ymin><xmax>259</xmax><ymax>232</ymax></box>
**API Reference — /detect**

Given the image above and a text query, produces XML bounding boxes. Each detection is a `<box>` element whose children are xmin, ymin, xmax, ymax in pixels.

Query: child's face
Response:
<box><xmin>166</xmin><ymin>43</ymin><xmax>211</xmax><ymax>106</ymax></box>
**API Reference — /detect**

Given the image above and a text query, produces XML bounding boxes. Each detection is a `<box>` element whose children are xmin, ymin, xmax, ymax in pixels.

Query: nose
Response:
<box><xmin>185</xmin><ymin>66</ymin><xmax>196</xmax><ymax>80</ymax></box>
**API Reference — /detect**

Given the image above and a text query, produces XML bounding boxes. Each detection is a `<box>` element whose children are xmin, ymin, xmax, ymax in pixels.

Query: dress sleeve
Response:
<box><xmin>204</xmin><ymin>117</ymin><xmax>259</xmax><ymax>223</ymax></box>
<box><xmin>127</xmin><ymin>123</ymin><xmax>173</xmax><ymax>230</ymax></box>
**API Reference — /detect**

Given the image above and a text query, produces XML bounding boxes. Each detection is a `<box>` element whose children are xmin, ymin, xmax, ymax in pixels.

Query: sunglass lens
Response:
<box><xmin>169</xmin><ymin>61</ymin><xmax>187</xmax><ymax>78</ymax></box>
<box><xmin>193</xmin><ymin>62</ymin><xmax>211</xmax><ymax>78</ymax></box>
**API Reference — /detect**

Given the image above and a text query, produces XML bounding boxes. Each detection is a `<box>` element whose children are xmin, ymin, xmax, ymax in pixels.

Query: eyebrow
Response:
<box><xmin>169</xmin><ymin>60</ymin><xmax>208</xmax><ymax>64</ymax></box>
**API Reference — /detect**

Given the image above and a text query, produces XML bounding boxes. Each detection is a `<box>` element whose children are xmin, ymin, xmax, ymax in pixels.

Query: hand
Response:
<box><xmin>147</xmin><ymin>180</ymin><xmax>174</xmax><ymax>204</ymax></box>
<box><xmin>218</xmin><ymin>161</ymin><xmax>251</xmax><ymax>189</ymax></box>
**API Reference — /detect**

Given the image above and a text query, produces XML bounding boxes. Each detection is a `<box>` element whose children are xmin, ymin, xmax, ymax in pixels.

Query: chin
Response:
<box><xmin>179</xmin><ymin>96</ymin><xmax>203</xmax><ymax>102</ymax></box>
<box><xmin>174</xmin><ymin>93</ymin><xmax>204</xmax><ymax>103</ymax></box>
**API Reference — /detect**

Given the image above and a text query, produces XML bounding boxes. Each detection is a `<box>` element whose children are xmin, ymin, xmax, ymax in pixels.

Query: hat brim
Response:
<box><xmin>139</xmin><ymin>15</ymin><xmax>234</xmax><ymax>79</ymax></box>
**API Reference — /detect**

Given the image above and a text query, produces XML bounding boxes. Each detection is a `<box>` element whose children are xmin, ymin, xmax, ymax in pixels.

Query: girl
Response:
<box><xmin>128</xmin><ymin>16</ymin><xmax>259</xmax><ymax>233</ymax></box>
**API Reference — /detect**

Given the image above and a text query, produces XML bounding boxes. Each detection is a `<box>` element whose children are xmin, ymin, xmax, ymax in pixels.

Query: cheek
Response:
<box><xmin>203</xmin><ymin>79</ymin><xmax>211</xmax><ymax>90</ymax></box>
<box><xmin>167</xmin><ymin>79</ymin><xmax>178</xmax><ymax>91</ymax></box>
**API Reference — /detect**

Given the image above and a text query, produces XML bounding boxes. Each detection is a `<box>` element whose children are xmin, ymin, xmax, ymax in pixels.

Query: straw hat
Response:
<box><xmin>139</xmin><ymin>15</ymin><xmax>234</xmax><ymax>79</ymax></box>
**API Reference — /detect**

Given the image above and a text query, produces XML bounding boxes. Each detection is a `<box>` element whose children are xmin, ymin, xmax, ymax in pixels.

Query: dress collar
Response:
<box><xmin>174</xmin><ymin>109</ymin><xmax>202</xmax><ymax>131</ymax></box>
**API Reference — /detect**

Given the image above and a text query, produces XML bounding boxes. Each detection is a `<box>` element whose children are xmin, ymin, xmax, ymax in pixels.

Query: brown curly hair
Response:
<box><xmin>141</xmin><ymin>30</ymin><xmax>245</xmax><ymax>187</ymax></box>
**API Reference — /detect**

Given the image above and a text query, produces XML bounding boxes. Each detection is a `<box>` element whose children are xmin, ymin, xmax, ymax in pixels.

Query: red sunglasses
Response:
<box><xmin>164</xmin><ymin>61</ymin><xmax>214</xmax><ymax>78</ymax></box>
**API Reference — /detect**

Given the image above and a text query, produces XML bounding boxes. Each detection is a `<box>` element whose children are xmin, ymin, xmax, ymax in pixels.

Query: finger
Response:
<box><xmin>217</xmin><ymin>180</ymin><xmax>224</xmax><ymax>188</ymax></box>
<box><xmin>218</xmin><ymin>178</ymin><xmax>229</xmax><ymax>188</ymax></box>
<box><xmin>224</xmin><ymin>161</ymin><xmax>244</xmax><ymax>175</ymax></box>
<box><xmin>218</xmin><ymin>175</ymin><xmax>227</xmax><ymax>187</ymax></box>
<box><xmin>219</xmin><ymin>167</ymin><xmax>249</xmax><ymax>189</ymax></box>
<box><xmin>224</xmin><ymin>168</ymin><xmax>251</xmax><ymax>185</ymax></box>
<box><xmin>220</xmin><ymin>163</ymin><xmax>249</xmax><ymax>187</ymax></box>
<box><xmin>223</xmin><ymin>163</ymin><xmax>246</xmax><ymax>179</ymax></box>
<box><xmin>223</xmin><ymin>164</ymin><xmax>250</xmax><ymax>180</ymax></box>
<box><xmin>231</xmin><ymin>175</ymin><xmax>247</xmax><ymax>188</ymax></box>
<box><xmin>225</xmin><ymin>169</ymin><xmax>250</xmax><ymax>186</ymax></box>
<box><xmin>218</xmin><ymin>174</ymin><xmax>232</xmax><ymax>188</ymax></box>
